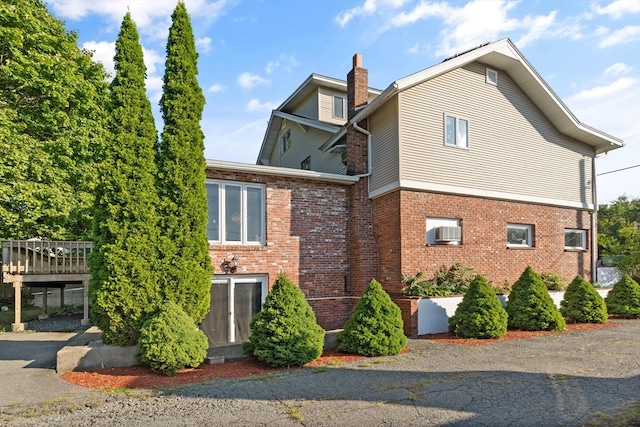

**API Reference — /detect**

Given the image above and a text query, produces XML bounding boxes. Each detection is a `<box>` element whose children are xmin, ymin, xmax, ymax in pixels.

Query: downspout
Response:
<box><xmin>591</xmin><ymin>153</ymin><xmax>598</xmax><ymax>283</ymax></box>
<box><xmin>352</xmin><ymin>121</ymin><xmax>372</xmax><ymax>178</ymax></box>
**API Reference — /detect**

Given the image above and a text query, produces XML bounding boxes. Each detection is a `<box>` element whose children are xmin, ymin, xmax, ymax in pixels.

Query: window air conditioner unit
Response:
<box><xmin>435</xmin><ymin>226</ymin><xmax>461</xmax><ymax>242</ymax></box>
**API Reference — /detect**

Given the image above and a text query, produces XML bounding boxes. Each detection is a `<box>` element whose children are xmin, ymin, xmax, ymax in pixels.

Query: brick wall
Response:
<box><xmin>206</xmin><ymin>169</ymin><xmax>354</xmax><ymax>330</ymax></box>
<box><xmin>374</xmin><ymin>189</ymin><xmax>593</xmax><ymax>293</ymax></box>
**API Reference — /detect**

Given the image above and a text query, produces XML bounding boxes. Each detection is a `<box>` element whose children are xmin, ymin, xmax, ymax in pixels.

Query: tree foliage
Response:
<box><xmin>598</xmin><ymin>196</ymin><xmax>640</xmax><ymax>280</ymax></box>
<box><xmin>89</xmin><ymin>13</ymin><xmax>161</xmax><ymax>345</ymax></box>
<box><xmin>156</xmin><ymin>1</ymin><xmax>212</xmax><ymax>323</ymax></box>
<box><xmin>560</xmin><ymin>275</ymin><xmax>608</xmax><ymax>323</ymax></box>
<box><xmin>605</xmin><ymin>275</ymin><xmax>640</xmax><ymax>319</ymax></box>
<box><xmin>0</xmin><ymin>0</ymin><xmax>109</xmax><ymax>239</ymax></box>
<box><xmin>337</xmin><ymin>280</ymin><xmax>407</xmax><ymax>356</ymax></box>
<box><xmin>137</xmin><ymin>301</ymin><xmax>208</xmax><ymax>376</ymax></box>
<box><xmin>505</xmin><ymin>266</ymin><xmax>566</xmax><ymax>331</ymax></box>
<box><xmin>448</xmin><ymin>275</ymin><xmax>508</xmax><ymax>338</ymax></box>
<box><xmin>243</xmin><ymin>274</ymin><xmax>325</xmax><ymax>367</ymax></box>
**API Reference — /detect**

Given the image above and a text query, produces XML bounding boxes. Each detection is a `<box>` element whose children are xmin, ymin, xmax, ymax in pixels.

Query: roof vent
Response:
<box><xmin>486</xmin><ymin>68</ymin><xmax>498</xmax><ymax>86</ymax></box>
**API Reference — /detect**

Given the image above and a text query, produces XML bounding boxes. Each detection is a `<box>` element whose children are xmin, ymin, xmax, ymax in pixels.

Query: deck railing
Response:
<box><xmin>1</xmin><ymin>240</ymin><xmax>92</xmax><ymax>275</ymax></box>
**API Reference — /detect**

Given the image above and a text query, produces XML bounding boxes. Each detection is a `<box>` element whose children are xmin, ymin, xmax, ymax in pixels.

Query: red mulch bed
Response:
<box><xmin>62</xmin><ymin>320</ymin><xmax>636</xmax><ymax>390</ymax></box>
<box><xmin>419</xmin><ymin>321</ymin><xmax>619</xmax><ymax>346</ymax></box>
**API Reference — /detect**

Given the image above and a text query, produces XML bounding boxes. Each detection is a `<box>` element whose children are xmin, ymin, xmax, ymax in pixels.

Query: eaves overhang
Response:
<box><xmin>207</xmin><ymin>159</ymin><xmax>359</xmax><ymax>185</ymax></box>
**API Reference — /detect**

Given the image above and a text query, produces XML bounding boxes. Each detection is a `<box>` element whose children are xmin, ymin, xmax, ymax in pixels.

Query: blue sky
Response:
<box><xmin>45</xmin><ymin>0</ymin><xmax>640</xmax><ymax>205</ymax></box>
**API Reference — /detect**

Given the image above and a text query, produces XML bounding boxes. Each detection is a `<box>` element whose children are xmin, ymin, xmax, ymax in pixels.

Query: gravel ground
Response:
<box><xmin>1</xmin><ymin>319</ymin><xmax>639</xmax><ymax>427</ymax></box>
<box><xmin>25</xmin><ymin>313</ymin><xmax>90</xmax><ymax>333</ymax></box>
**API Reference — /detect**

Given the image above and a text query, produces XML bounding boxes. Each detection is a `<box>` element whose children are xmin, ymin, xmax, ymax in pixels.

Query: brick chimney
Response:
<box><xmin>346</xmin><ymin>53</ymin><xmax>369</xmax><ymax>176</ymax></box>
<box><xmin>345</xmin><ymin>53</ymin><xmax>379</xmax><ymax>300</ymax></box>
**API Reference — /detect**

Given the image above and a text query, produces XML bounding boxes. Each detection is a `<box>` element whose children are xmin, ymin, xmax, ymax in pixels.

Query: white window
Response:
<box><xmin>444</xmin><ymin>114</ymin><xmax>469</xmax><ymax>148</ymax></box>
<box><xmin>507</xmin><ymin>223</ymin><xmax>533</xmax><ymax>247</ymax></box>
<box><xmin>280</xmin><ymin>129</ymin><xmax>291</xmax><ymax>156</ymax></box>
<box><xmin>206</xmin><ymin>180</ymin><xmax>265</xmax><ymax>245</ymax></box>
<box><xmin>333</xmin><ymin>95</ymin><xmax>346</xmax><ymax>119</ymax></box>
<box><xmin>564</xmin><ymin>229</ymin><xmax>587</xmax><ymax>250</ymax></box>
<box><xmin>426</xmin><ymin>217</ymin><xmax>461</xmax><ymax>245</ymax></box>
<box><xmin>486</xmin><ymin>68</ymin><xmax>498</xmax><ymax>86</ymax></box>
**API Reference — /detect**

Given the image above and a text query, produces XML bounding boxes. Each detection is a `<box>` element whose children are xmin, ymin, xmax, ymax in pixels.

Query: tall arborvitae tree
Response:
<box><xmin>0</xmin><ymin>0</ymin><xmax>109</xmax><ymax>239</ymax></box>
<box><xmin>157</xmin><ymin>2</ymin><xmax>212</xmax><ymax>323</ymax></box>
<box><xmin>89</xmin><ymin>13</ymin><xmax>161</xmax><ymax>346</ymax></box>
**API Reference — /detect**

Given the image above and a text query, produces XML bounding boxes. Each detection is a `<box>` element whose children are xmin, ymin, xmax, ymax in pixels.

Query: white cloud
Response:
<box><xmin>592</xmin><ymin>0</ymin><xmax>640</xmax><ymax>19</ymax></box>
<box><xmin>335</xmin><ymin>0</ymin><xmax>407</xmax><ymax>27</ymax></box>
<box><xmin>264</xmin><ymin>54</ymin><xmax>300</xmax><ymax>74</ymax></box>
<box><xmin>197</xmin><ymin>37</ymin><xmax>212</xmax><ymax>53</ymax></box>
<box><xmin>82</xmin><ymin>40</ymin><xmax>115</xmax><ymax>77</ymax></box>
<box><xmin>237</xmin><ymin>72</ymin><xmax>269</xmax><ymax>89</ymax></box>
<box><xmin>208</xmin><ymin>83</ymin><xmax>226</xmax><ymax>93</ymax></box>
<box><xmin>245</xmin><ymin>99</ymin><xmax>278</xmax><ymax>112</ymax></box>
<box><xmin>604</xmin><ymin>62</ymin><xmax>631</xmax><ymax>76</ymax></box>
<box><xmin>598</xmin><ymin>25</ymin><xmax>640</xmax><ymax>47</ymax></box>
<box><xmin>516</xmin><ymin>11</ymin><xmax>557</xmax><ymax>48</ymax></box>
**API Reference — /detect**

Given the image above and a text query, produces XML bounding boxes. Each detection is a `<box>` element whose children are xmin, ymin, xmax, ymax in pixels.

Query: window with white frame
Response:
<box><xmin>206</xmin><ymin>180</ymin><xmax>265</xmax><ymax>244</ymax></box>
<box><xmin>280</xmin><ymin>129</ymin><xmax>291</xmax><ymax>156</ymax></box>
<box><xmin>333</xmin><ymin>95</ymin><xmax>346</xmax><ymax>119</ymax></box>
<box><xmin>426</xmin><ymin>217</ymin><xmax>462</xmax><ymax>245</ymax></box>
<box><xmin>301</xmin><ymin>156</ymin><xmax>311</xmax><ymax>170</ymax></box>
<box><xmin>507</xmin><ymin>223</ymin><xmax>533</xmax><ymax>247</ymax></box>
<box><xmin>564</xmin><ymin>229</ymin><xmax>587</xmax><ymax>250</ymax></box>
<box><xmin>444</xmin><ymin>114</ymin><xmax>469</xmax><ymax>148</ymax></box>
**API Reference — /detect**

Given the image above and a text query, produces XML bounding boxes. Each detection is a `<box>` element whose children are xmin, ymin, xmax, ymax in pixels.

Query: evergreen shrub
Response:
<box><xmin>560</xmin><ymin>275</ymin><xmax>608</xmax><ymax>323</ymax></box>
<box><xmin>337</xmin><ymin>280</ymin><xmax>407</xmax><ymax>356</ymax></box>
<box><xmin>136</xmin><ymin>301</ymin><xmax>208</xmax><ymax>376</ymax></box>
<box><xmin>505</xmin><ymin>266</ymin><xmax>566</xmax><ymax>331</ymax></box>
<box><xmin>242</xmin><ymin>274</ymin><xmax>324</xmax><ymax>367</ymax></box>
<box><xmin>448</xmin><ymin>275</ymin><xmax>508</xmax><ymax>339</ymax></box>
<box><xmin>605</xmin><ymin>275</ymin><xmax>640</xmax><ymax>319</ymax></box>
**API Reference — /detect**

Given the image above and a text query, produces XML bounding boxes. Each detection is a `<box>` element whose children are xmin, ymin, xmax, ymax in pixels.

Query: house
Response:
<box><xmin>203</xmin><ymin>38</ymin><xmax>623</xmax><ymax>341</ymax></box>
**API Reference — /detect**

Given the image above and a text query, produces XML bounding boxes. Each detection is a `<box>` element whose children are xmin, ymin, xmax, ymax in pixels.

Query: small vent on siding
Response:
<box><xmin>486</xmin><ymin>68</ymin><xmax>498</xmax><ymax>86</ymax></box>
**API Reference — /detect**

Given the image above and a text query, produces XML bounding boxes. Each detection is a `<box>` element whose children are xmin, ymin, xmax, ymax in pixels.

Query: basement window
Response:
<box><xmin>564</xmin><ymin>229</ymin><xmax>587</xmax><ymax>250</ymax></box>
<box><xmin>507</xmin><ymin>223</ymin><xmax>533</xmax><ymax>248</ymax></box>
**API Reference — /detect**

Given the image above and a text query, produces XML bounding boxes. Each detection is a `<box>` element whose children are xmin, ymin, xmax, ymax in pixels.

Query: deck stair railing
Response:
<box><xmin>1</xmin><ymin>240</ymin><xmax>92</xmax><ymax>276</ymax></box>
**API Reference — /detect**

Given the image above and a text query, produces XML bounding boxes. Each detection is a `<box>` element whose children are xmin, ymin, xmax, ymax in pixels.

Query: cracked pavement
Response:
<box><xmin>1</xmin><ymin>319</ymin><xmax>639</xmax><ymax>426</ymax></box>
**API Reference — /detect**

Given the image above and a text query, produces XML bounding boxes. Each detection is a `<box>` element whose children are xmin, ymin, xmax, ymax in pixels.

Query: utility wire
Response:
<box><xmin>597</xmin><ymin>164</ymin><xmax>640</xmax><ymax>176</ymax></box>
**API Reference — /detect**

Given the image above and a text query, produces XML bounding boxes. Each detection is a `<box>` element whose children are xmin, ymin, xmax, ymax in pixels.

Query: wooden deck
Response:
<box><xmin>1</xmin><ymin>240</ymin><xmax>92</xmax><ymax>331</ymax></box>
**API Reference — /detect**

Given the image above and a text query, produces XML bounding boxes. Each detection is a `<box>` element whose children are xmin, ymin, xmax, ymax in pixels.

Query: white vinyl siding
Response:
<box><xmin>268</xmin><ymin>125</ymin><xmax>345</xmax><ymax>174</ymax></box>
<box><xmin>370</xmin><ymin>95</ymin><xmax>400</xmax><ymax>192</ymax></box>
<box><xmin>319</xmin><ymin>87</ymin><xmax>349</xmax><ymax>125</ymax></box>
<box><xmin>289</xmin><ymin>89</ymin><xmax>318</xmax><ymax>120</ymax></box>
<box><xmin>397</xmin><ymin>62</ymin><xmax>594</xmax><ymax>205</ymax></box>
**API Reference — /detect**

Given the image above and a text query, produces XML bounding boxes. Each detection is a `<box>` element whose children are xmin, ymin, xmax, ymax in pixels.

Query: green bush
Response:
<box><xmin>448</xmin><ymin>275</ymin><xmax>508</xmax><ymax>339</ymax></box>
<box><xmin>243</xmin><ymin>273</ymin><xmax>324</xmax><ymax>367</ymax></box>
<box><xmin>136</xmin><ymin>301</ymin><xmax>208</xmax><ymax>376</ymax></box>
<box><xmin>605</xmin><ymin>275</ymin><xmax>640</xmax><ymax>319</ymax></box>
<box><xmin>505</xmin><ymin>266</ymin><xmax>566</xmax><ymax>331</ymax></box>
<box><xmin>560</xmin><ymin>275</ymin><xmax>608</xmax><ymax>323</ymax></box>
<box><xmin>401</xmin><ymin>263</ymin><xmax>477</xmax><ymax>297</ymax></box>
<box><xmin>541</xmin><ymin>271</ymin><xmax>566</xmax><ymax>291</ymax></box>
<box><xmin>337</xmin><ymin>280</ymin><xmax>407</xmax><ymax>356</ymax></box>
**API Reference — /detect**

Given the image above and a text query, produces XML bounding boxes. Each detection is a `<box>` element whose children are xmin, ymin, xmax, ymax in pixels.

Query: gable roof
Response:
<box><xmin>256</xmin><ymin>74</ymin><xmax>382</xmax><ymax>165</ymax></box>
<box><xmin>321</xmin><ymin>38</ymin><xmax>623</xmax><ymax>155</ymax></box>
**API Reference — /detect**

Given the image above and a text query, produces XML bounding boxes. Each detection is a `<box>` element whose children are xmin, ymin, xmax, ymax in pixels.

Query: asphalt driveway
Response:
<box><xmin>0</xmin><ymin>320</ymin><xmax>638</xmax><ymax>426</ymax></box>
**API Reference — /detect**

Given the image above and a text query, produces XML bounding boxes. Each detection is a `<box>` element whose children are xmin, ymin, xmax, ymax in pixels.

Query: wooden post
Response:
<box><xmin>12</xmin><ymin>278</ymin><xmax>25</xmax><ymax>332</ymax></box>
<box><xmin>81</xmin><ymin>277</ymin><xmax>90</xmax><ymax>326</ymax></box>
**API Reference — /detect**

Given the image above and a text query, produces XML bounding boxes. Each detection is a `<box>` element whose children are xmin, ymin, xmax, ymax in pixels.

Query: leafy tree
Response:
<box><xmin>137</xmin><ymin>301</ymin><xmax>208</xmax><ymax>376</ymax></box>
<box><xmin>448</xmin><ymin>275</ymin><xmax>508</xmax><ymax>339</ymax></box>
<box><xmin>505</xmin><ymin>266</ymin><xmax>566</xmax><ymax>331</ymax></box>
<box><xmin>337</xmin><ymin>280</ymin><xmax>407</xmax><ymax>356</ymax></box>
<box><xmin>605</xmin><ymin>275</ymin><xmax>640</xmax><ymax>319</ymax></box>
<box><xmin>0</xmin><ymin>0</ymin><xmax>109</xmax><ymax>239</ymax></box>
<box><xmin>89</xmin><ymin>13</ymin><xmax>161</xmax><ymax>346</ymax></box>
<box><xmin>560</xmin><ymin>275</ymin><xmax>607</xmax><ymax>323</ymax></box>
<box><xmin>156</xmin><ymin>1</ymin><xmax>212</xmax><ymax>323</ymax></box>
<box><xmin>598</xmin><ymin>196</ymin><xmax>640</xmax><ymax>280</ymax></box>
<box><xmin>243</xmin><ymin>274</ymin><xmax>325</xmax><ymax>367</ymax></box>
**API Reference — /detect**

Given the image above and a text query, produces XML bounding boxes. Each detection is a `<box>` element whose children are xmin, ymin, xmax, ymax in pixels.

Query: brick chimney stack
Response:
<box><xmin>347</xmin><ymin>53</ymin><xmax>368</xmax><ymax>119</ymax></box>
<box><xmin>345</xmin><ymin>53</ymin><xmax>379</xmax><ymax>300</ymax></box>
<box><xmin>346</xmin><ymin>53</ymin><xmax>369</xmax><ymax>176</ymax></box>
